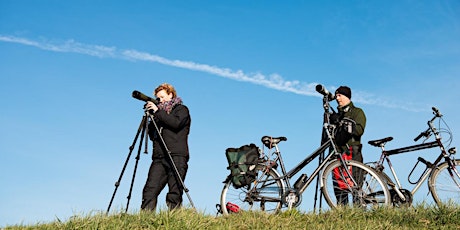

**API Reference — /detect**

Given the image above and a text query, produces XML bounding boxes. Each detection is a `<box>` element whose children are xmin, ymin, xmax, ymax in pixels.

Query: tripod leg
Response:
<box><xmin>106</xmin><ymin>115</ymin><xmax>148</xmax><ymax>214</ymax></box>
<box><xmin>314</xmin><ymin>112</ymin><xmax>332</xmax><ymax>212</ymax></box>
<box><xmin>313</xmin><ymin>150</ymin><xmax>323</xmax><ymax>211</ymax></box>
<box><xmin>125</xmin><ymin>118</ymin><xmax>148</xmax><ymax>212</ymax></box>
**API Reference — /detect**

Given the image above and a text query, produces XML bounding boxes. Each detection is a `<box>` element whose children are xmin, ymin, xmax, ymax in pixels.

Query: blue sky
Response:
<box><xmin>1</xmin><ymin>0</ymin><xmax>460</xmax><ymax>227</ymax></box>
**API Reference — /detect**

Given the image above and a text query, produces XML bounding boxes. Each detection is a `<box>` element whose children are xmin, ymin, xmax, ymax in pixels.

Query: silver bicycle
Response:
<box><xmin>367</xmin><ymin>107</ymin><xmax>459</xmax><ymax>207</ymax></box>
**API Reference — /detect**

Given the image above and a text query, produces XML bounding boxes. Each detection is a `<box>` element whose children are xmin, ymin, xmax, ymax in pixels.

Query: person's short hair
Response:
<box><xmin>154</xmin><ymin>83</ymin><xmax>177</xmax><ymax>98</ymax></box>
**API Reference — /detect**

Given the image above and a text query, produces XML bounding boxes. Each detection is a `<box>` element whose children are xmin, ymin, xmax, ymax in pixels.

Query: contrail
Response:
<box><xmin>122</xmin><ymin>49</ymin><xmax>318</xmax><ymax>96</ymax></box>
<box><xmin>0</xmin><ymin>35</ymin><xmax>423</xmax><ymax>111</ymax></box>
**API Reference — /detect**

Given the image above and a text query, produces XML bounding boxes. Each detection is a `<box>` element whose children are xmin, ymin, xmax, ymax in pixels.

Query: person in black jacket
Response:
<box><xmin>141</xmin><ymin>83</ymin><xmax>191</xmax><ymax>211</ymax></box>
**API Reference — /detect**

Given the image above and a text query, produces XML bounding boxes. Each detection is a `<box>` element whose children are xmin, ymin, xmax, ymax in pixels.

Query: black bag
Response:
<box><xmin>225</xmin><ymin>143</ymin><xmax>261</xmax><ymax>188</ymax></box>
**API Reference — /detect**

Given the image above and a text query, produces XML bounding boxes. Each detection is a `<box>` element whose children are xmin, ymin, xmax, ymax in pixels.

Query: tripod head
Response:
<box><xmin>316</xmin><ymin>84</ymin><xmax>337</xmax><ymax>119</ymax></box>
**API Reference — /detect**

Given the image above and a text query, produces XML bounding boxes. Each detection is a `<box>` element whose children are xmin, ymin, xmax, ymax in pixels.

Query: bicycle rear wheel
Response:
<box><xmin>220</xmin><ymin>164</ymin><xmax>285</xmax><ymax>215</ymax></box>
<box><xmin>429</xmin><ymin>159</ymin><xmax>460</xmax><ymax>206</ymax></box>
<box><xmin>321</xmin><ymin>159</ymin><xmax>390</xmax><ymax>209</ymax></box>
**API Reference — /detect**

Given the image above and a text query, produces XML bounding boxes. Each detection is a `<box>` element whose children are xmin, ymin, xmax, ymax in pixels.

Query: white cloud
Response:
<box><xmin>0</xmin><ymin>35</ymin><xmax>424</xmax><ymax>111</ymax></box>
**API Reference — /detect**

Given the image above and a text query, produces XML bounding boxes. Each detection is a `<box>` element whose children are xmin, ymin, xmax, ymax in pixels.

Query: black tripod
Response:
<box><xmin>313</xmin><ymin>84</ymin><xmax>336</xmax><ymax>211</ymax></box>
<box><xmin>106</xmin><ymin>110</ymin><xmax>195</xmax><ymax>214</ymax></box>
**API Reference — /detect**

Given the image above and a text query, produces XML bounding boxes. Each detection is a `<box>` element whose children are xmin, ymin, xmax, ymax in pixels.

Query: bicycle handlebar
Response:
<box><xmin>413</xmin><ymin>107</ymin><xmax>443</xmax><ymax>142</ymax></box>
<box><xmin>414</xmin><ymin>128</ymin><xmax>430</xmax><ymax>142</ymax></box>
<box><xmin>432</xmin><ymin>107</ymin><xmax>442</xmax><ymax>118</ymax></box>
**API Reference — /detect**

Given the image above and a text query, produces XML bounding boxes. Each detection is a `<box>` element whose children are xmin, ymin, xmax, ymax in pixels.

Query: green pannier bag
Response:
<box><xmin>225</xmin><ymin>143</ymin><xmax>261</xmax><ymax>189</ymax></box>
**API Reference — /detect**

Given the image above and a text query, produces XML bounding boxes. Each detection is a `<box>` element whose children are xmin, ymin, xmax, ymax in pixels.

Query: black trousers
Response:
<box><xmin>335</xmin><ymin>145</ymin><xmax>363</xmax><ymax>205</ymax></box>
<box><xmin>141</xmin><ymin>155</ymin><xmax>188</xmax><ymax>211</ymax></box>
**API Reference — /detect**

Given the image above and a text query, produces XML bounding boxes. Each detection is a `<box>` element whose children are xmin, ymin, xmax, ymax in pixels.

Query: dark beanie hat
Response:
<box><xmin>335</xmin><ymin>86</ymin><xmax>351</xmax><ymax>99</ymax></box>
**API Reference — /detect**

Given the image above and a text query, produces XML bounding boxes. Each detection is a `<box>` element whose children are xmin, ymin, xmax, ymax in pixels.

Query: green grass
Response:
<box><xmin>4</xmin><ymin>204</ymin><xmax>460</xmax><ymax>229</ymax></box>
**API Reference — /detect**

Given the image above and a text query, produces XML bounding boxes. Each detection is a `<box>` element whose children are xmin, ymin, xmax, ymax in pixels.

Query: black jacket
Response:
<box><xmin>148</xmin><ymin>104</ymin><xmax>191</xmax><ymax>160</ymax></box>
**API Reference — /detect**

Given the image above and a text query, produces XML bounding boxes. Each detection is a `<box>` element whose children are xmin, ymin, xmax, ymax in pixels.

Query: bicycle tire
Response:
<box><xmin>321</xmin><ymin>159</ymin><xmax>391</xmax><ymax>209</ymax></box>
<box><xmin>220</xmin><ymin>164</ymin><xmax>285</xmax><ymax>215</ymax></box>
<box><xmin>429</xmin><ymin>159</ymin><xmax>460</xmax><ymax>206</ymax></box>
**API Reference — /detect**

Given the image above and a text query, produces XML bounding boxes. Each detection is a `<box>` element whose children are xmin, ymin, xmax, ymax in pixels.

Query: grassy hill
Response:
<box><xmin>4</xmin><ymin>204</ymin><xmax>460</xmax><ymax>229</ymax></box>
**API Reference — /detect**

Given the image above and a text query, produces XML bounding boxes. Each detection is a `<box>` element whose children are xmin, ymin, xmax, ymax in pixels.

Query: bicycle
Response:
<box><xmin>219</xmin><ymin>85</ymin><xmax>390</xmax><ymax>215</ymax></box>
<box><xmin>367</xmin><ymin>107</ymin><xmax>459</xmax><ymax>207</ymax></box>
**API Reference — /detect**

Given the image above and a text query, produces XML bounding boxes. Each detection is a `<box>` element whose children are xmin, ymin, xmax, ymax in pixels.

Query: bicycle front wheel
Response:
<box><xmin>429</xmin><ymin>159</ymin><xmax>460</xmax><ymax>206</ymax></box>
<box><xmin>220</xmin><ymin>164</ymin><xmax>285</xmax><ymax>215</ymax></box>
<box><xmin>321</xmin><ymin>159</ymin><xmax>391</xmax><ymax>209</ymax></box>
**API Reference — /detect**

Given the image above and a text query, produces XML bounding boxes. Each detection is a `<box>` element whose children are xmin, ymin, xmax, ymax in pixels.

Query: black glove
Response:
<box><xmin>329</xmin><ymin>112</ymin><xmax>342</xmax><ymax>125</ymax></box>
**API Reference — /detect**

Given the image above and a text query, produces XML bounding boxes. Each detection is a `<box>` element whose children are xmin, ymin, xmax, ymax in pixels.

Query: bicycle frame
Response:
<box><xmin>271</xmin><ymin>137</ymin><xmax>332</xmax><ymax>191</ymax></box>
<box><xmin>377</xmin><ymin>141</ymin><xmax>440</xmax><ymax>198</ymax></box>
<box><xmin>264</xmin><ymin>123</ymin><xmax>354</xmax><ymax>196</ymax></box>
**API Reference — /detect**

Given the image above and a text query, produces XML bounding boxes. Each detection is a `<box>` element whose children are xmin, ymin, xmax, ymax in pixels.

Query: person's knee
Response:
<box><xmin>173</xmin><ymin>156</ymin><xmax>189</xmax><ymax>177</ymax></box>
<box><xmin>352</xmin><ymin>145</ymin><xmax>363</xmax><ymax>162</ymax></box>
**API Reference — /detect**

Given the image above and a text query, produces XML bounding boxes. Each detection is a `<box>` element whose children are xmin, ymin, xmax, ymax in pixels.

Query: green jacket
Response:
<box><xmin>337</xmin><ymin>101</ymin><xmax>366</xmax><ymax>148</ymax></box>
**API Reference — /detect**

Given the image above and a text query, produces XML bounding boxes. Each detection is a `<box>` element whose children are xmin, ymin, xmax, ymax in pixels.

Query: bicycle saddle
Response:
<box><xmin>261</xmin><ymin>136</ymin><xmax>287</xmax><ymax>149</ymax></box>
<box><xmin>368</xmin><ymin>137</ymin><xmax>393</xmax><ymax>147</ymax></box>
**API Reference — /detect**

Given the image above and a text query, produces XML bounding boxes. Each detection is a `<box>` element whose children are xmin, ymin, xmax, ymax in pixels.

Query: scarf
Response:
<box><xmin>158</xmin><ymin>97</ymin><xmax>183</xmax><ymax>114</ymax></box>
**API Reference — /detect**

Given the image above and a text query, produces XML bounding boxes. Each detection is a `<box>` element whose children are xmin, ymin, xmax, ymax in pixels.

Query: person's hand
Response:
<box><xmin>145</xmin><ymin>101</ymin><xmax>158</xmax><ymax>112</ymax></box>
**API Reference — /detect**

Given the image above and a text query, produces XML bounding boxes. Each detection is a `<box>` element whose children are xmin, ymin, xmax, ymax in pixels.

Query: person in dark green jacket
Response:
<box><xmin>333</xmin><ymin>85</ymin><xmax>366</xmax><ymax>205</ymax></box>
